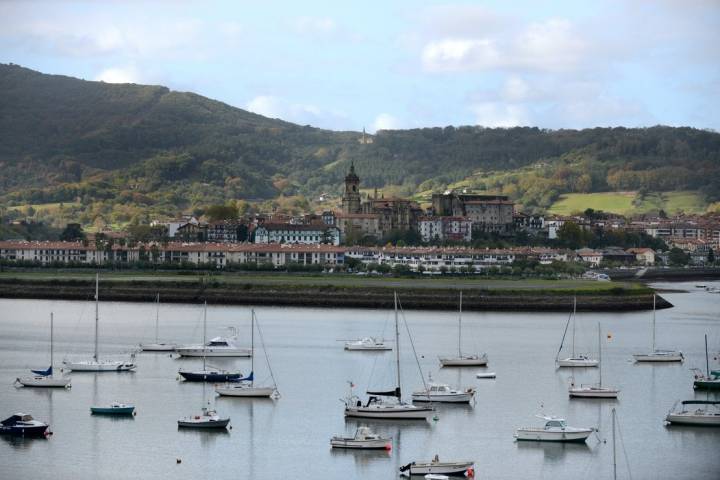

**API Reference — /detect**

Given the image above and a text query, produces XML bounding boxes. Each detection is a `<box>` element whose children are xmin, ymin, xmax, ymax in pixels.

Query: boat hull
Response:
<box><xmin>0</xmin><ymin>425</ymin><xmax>48</xmax><ymax>438</ymax></box>
<box><xmin>63</xmin><ymin>361</ymin><xmax>136</xmax><ymax>372</ymax></box>
<box><xmin>411</xmin><ymin>393</ymin><xmax>473</xmax><ymax>403</ymax></box>
<box><xmin>178</xmin><ymin>371</ymin><xmax>243</xmax><ymax>382</ymax></box>
<box><xmin>175</xmin><ymin>347</ymin><xmax>251</xmax><ymax>357</ymax></box>
<box><xmin>345</xmin><ymin>406</ymin><xmax>433</xmax><ymax>420</ymax></box>
<box><xmin>557</xmin><ymin>358</ymin><xmax>598</xmax><ymax>368</ymax></box>
<box><xmin>330</xmin><ymin>438</ymin><xmax>390</xmax><ymax>449</ymax></box>
<box><xmin>693</xmin><ymin>380</ymin><xmax>720</xmax><ymax>390</ymax></box>
<box><xmin>476</xmin><ymin>372</ymin><xmax>496</xmax><ymax>379</ymax></box>
<box><xmin>402</xmin><ymin>462</ymin><xmax>474</xmax><ymax>475</ymax></box>
<box><xmin>345</xmin><ymin>345</ymin><xmax>391</xmax><ymax>351</ymax></box>
<box><xmin>140</xmin><ymin>343</ymin><xmax>176</xmax><ymax>352</ymax></box>
<box><xmin>215</xmin><ymin>386</ymin><xmax>275</xmax><ymax>397</ymax></box>
<box><xmin>177</xmin><ymin>418</ymin><xmax>230</xmax><ymax>429</ymax></box>
<box><xmin>569</xmin><ymin>386</ymin><xmax>619</xmax><ymax>398</ymax></box>
<box><xmin>91</xmin><ymin>406</ymin><xmax>135</xmax><ymax>415</ymax></box>
<box><xmin>666</xmin><ymin>413</ymin><xmax>720</xmax><ymax>426</ymax></box>
<box><xmin>439</xmin><ymin>356</ymin><xmax>487</xmax><ymax>367</ymax></box>
<box><xmin>16</xmin><ymin>376</ymin><xmax>71</xmax><ymax>388</ymax></box>
<box><xmin>514</xmin><ymin>429</ymin><xmax>592</xmax><ymax>442</ymax></box>
<box><xmin>633</xmin><ymin>352</ymin><xmax>683</xmax><ymax>362</ymax></box>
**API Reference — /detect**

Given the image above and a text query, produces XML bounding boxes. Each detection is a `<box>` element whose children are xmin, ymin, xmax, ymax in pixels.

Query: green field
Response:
<box><xmin>549</xmin><ymin>191</ymin><xmax>707</xmax><ymax>216</ymax></box>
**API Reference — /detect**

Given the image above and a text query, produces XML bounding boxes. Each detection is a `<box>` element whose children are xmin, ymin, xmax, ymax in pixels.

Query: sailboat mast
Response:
<box><xmin>394</xmin><ymin>292</ymin><xmax>401</xmax><ymax>399</ymax></box>
<box><xmin>155</xmin><ymin>293</ymin><xmax>160</xmax><ymax>344</ymax></box>
<box><xmin>706</xmin><ymin>334</ymin><xmax>710</xmax><ymax>377</ymax></box>
<box><xmin>652</xmin><ymin>294</ymin><xmax>656</xmax><ymax>352</ymax></box>
<box><xmin>50</xmin><ymin>312</ymin><xmax>54</xmax><ymax>373</ymax></box>
<box><xmin>598</xmin><ymin>322</ymin><xmax>602</xmax><ymax>387</ymax></box>
<box><xmin>612</xmin><ymin>407</ymin><xmax>617</xmax><ymax>480</ymax></box>
<box><xmin>94</xmin><ymin>273</ymin><xmax>99</xmax><ymax>362</ymax></box>
<box><xmin>572</xmin><ymin>297</ymin><xmax>576</xmax><ymax>357</ymax></box>
<box><xmin>202</xmin><ymin>301</ymin><xmax>207</xmax><ymax>371</ymax></box>
<box><xmin>458</xmin><ymin>291</ymin><xmax>462</xmax><ymax>357</ymax></box>
<box><xmin>251</xmin><ymin>309</ymin><xmax>255</xmax><ymax>387</ymax></box>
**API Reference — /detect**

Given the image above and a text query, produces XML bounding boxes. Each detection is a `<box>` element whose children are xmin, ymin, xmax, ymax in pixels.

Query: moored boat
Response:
<box><xmin>665</xmin><ymin>400</ymin><xmax>720</xmax><ymax>426</ymax></box>
<box><xmin>91</xmin><ymin>402</ymin><xmax>135</xmax><ymax>415</ymax></box>
<box><xmin>514</xmin><ymin>415</ymin><xmax>593</xmax><ymax>443</ymax></box>
<box><xmin>179</xmin><ymin>369</ymin><xmax>244</xmax><ymax>383</ymax></box>
<box><xmin>175</xmin><ymin>327</ymin><xmax>250</xmax><ymax>357</ymax></box>
<box><xmin>439</xmin><ymin>292</ymin><xmax>488</xmax><ymax>367</ymax></box>
<box><xmin>140</xmin><ymin>294</ymin><xmax>176</xmax><ymax>352</ymax></box>
<box><xmin>399</xmin><ymin>455</ymin><xmax>475</xmax><ymax>476</ymax></box>
<box><xmin>633</xmin><ymin>295</ymin><xmax>683</xmax><ymax>363</ymax></box>
<box><xmin>475</xmin><ymin>372</ymin><xmax>496</xmax><ymax>379</ymax></box>
<box><xmin>344</xmin><ymin>337</ymin><xmax>392</xmax><ymax>351</ymax></box>
<box><xmin>15</xmin><ymin>312</ymin><xmax>71</xmax><ymax>388</ymax></box>
<box><xmin>691</xmin><ymin>334</ymin><xmax>720</xmax><ymax>390</ymax></box>
<box><xmin>177</xmin><ymin>406</ymin><xmax>230</xmax><ymax>429</ymax></box>
<box><xmin>556</xmin><ymin>298</ymin><xmax>598</xmax><ymax>368</ymax></box>
<box><xmin>569</xmin><ymin>322</ymin><xmax>620</xmax><ymax>399</ymax></box>
<box><xmin>330</xmin><ymin>426</ymin><xmax>391</xmax><ymax>449</ymax></box>
<box><xmin>412</xmin><ymin>382</ymin><xmax>475</xmax><ymax>404</ymax></box>
<box><xmin>0</xmin><ymin>413</ymin><xmax>49</xmax><ymax>438</ymax></box>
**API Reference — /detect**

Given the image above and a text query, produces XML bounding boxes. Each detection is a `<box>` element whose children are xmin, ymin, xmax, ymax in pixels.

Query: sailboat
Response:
<box><xmin>178</xmin><ymin>381</ymin><xmax>230</xmax><ymax>429</ymax></box>
<box><xmin>139</xmin><ymin>294</ymin><xmax>176</xmax><ymax>352</ymax></box>
<box><xmin>15</xmin><ymin>313</ymin><xmax>71</xmax><ymax>388</ymax></box>
<box><xmin>665</xmin><ymin>400</ymin><xmax>720</xmax><ymax>426</ymax></box>
<box><xmin>178</xmin><ymin>302</ymin><xmax>244</xmax><ymax>382</ymax></box>
<box><xmin>632</xmin><ymin>294</ymin><xmax>683</xmax><ymax>362</ymax></box>
<box><xmin>691</xmin><ymin>334</ymin><xmax>720</xmax><ymax>390</ymax></box>
<box><xmin>215</xmin><ymin>309</ymin><xmax>278</xmax><ymax>398</ymax></box>
<box><xmin>63</xmin><ymin>274</ymin><xmax>136</xmax><ymax>372</ymax></box>
<box><xmin>569</xmin><ymin>322</ymin><xmax>619</xmax><ymax>398</ymax></box>
<box><xmin>439</xmin><ymin>291</ymin><xmax>488</xmax><ymax>366</ymax></box>
<box><xmin>343</xmin><ymin>292</ymin><xmax>434</xmax><ymax>420</ymax></box>
<box><xmin>556</xmin><ymin>297</ymin><xmax>598</xmax><ymax>368</ymax></box>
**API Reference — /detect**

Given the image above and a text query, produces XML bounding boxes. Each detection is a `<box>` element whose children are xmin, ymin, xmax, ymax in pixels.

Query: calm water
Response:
<box><xmin>0</xmin><ymin>281</ymin><xmax>718</xmax><ymax>479</ymax></box>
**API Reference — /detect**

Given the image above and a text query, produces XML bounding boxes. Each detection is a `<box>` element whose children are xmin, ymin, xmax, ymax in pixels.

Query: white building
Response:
<box><xmin>253</xmin><ymin>223</ymin><xmax>340</xmax><ymax>246</ymax></box>
<box><xmin>418</xmin><ymin>217</ymin><xmax>472</xmax><ymax>243</ymax></box>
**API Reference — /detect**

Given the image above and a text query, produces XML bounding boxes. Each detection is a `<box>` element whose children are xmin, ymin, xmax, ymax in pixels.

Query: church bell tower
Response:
<box><xmin>342</xmin><ymin>161</ymin><xmax>361</xmax><ymax>214</ymax></box>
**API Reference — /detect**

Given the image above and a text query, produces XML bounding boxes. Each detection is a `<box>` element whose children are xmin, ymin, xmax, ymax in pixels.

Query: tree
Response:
<box><xmin>557</xmin><ymin>221</ymin><xmax>593</xmax><ymax>249</ymax></box>
<box><xmin>708</xmin><ymin>248</ymin><xmax>715</xmax><ymax>264</ymax></box>
<box><xmin>205</xmin><ymin>204</ymin><xmax>239</xmax><ymax>222</ymax></box>
<box><xmin>668</xmin><ymin>247</ymin><xmax>690</xmax><ymax>266</ymax></box>
<box><xmin>60</xmin><ymin>223</ymin><xmax>84</xmax><ymax>241</ymax></box>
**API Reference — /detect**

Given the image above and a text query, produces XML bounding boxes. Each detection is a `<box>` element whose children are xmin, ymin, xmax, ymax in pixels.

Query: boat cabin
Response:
<box><xmin>544</xmin><ymin>419</ymin><xmax>567</xmax><ymax>429</ymax></box>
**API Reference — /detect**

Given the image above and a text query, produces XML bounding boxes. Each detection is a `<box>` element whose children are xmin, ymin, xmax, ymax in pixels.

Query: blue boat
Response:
<box><xmin>90</xmin><ymin>402</ymin><xmax>135</xmax><ymax>415</ymax></box>
<box><xmin>178</xmin><ymin>369</ymin><xmax>244</xmax><ymax>382</ymax></box>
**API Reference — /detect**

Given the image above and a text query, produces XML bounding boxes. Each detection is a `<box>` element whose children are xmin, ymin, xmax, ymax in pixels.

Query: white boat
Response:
<box><xmin>556</xmin><ymin>297</ymin><xmax>598</xmax><ymax>368</ymax></box>
<box><xmin>665</xmin><ymin>400</ymin><xmax>720</xmax><ymax>426</ymax></box>
<box><xmin>344</xmin><ymin>337</ymin><xmax>392</xmax><ymax>351</ymax></box>
<box><xmin>63</xmin><ymin>274</ymin><xmax>136</xmax><ymax>372</ymax></box>
<box><xmin>691</xmin><ymin>335</ymin><xmax>720</xmax><ymax>390</ymax></box>
<box><xmin>514</xmin><ymin>415</ymin><xmax>593</xmax><ymax>442</ymax></box>
<box><xmin>569</xmin><ymin>322</ymin><xmax>620</xmax><ymax>399</ymax></box>
<box><xmin>330</xmin><ymin>426</ymin><xmax>392</xmax><ymax>449</ymax></box>
<box><xmin>344</xmin><ymin>293</ymin><xmax>434</xmax><ymax>420</ymax></box>
<box><xmin>175</xmin><ymin>326</ymin><xmax>251</xmax><ymax>357</ymax></box>
<box><xmin>399</xmin><ymin>455</ymin><xmax>475</xmax><ymax>476</ymax></box>
<box><xmin>15</xmin><ymin>312</ymin><xmax>71</xmax><ymax>388</ymax></box>
<box><xmin>633</xmin><ymin>294</ymin><xmax>683</xmax><ymax>362</ymax></box>
<box><xmin>476</xmin><ymin>372</ymin><xmax>496</xmax><ymax>379</ymax></box>
<box><xmin>216</xmin><ymin>309</ymin><xmax>279</xmax><ymax>398</ymax></box>
<box><xmin>177</xmin><ymin>406</ymin><xmax>230</xmax><ymax>429</ymax></box>
<box><xmin>439</xmin><ymin>292</ymin><xmax>488</xmax><ymax>367</ymax></box>
<box><xmin>412</xmin><ymin>381</ymin><xmax>475</xmax><ymax>404</ymax></box>
<box><xmin>140</xmin><ymin>294</ymin><xmax>176</xmax><ymax>352</ymax></box>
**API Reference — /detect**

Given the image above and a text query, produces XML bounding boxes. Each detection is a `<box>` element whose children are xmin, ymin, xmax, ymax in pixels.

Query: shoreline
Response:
<box><xmin>0</xmin><ymin>276</ymin><xmax>671</xmax><ymax>312</ymax></box>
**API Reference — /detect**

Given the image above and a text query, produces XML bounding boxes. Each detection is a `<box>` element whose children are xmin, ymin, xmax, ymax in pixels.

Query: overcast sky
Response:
<box><xmin>1</xmin><ymin>0</ymin><xmax>718</xmax><ymax>132</ymax></box>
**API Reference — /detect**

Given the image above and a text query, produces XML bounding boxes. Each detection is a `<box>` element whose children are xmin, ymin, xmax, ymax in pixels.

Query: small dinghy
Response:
<box><xmin>665</xmin><ymin>400</ymin><xmax>720</xmax><ymax>426</ymax></box>
<box><xmin>90</xmin><ymin>402</ymin><xmax>135</xmax><ymax>415</ymax></box>
<box><xmin>178</xmin><ymin>407</ymin><xmax>230</xmax><ymax>429</ymax></box>
<box><xmin>476</xmin><ymin>372</ymin><xmax>496</xmax><ymax>379</ymax></box>
<box><xmin>514</xmin><ymin>415</ymin><xmax>593</xmax><ymax>443</ymax></box>
<box><xmin>330</xmin><ymin>426</ymin><xmax>391</xmax><ymax>449</ymax></box>
<box><xmin>400</xmin><ymin>455</ymin><xmax>475</xmax><ymax>476</ymax></box>
<box><xmin>0</xmin><ymin>413</ymin><xmax>49</xmax><ymax>438</ymax></box>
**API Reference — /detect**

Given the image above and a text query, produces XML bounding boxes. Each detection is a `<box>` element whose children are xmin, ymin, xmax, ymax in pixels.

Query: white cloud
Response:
<box><xmin>471</xmin><ymin>103</ymin><xmax>530</xmax><ymax>128</ymax></box>
<box><xmin>422</xmin><ymin>38</ymin><xmax>501</xmax><ymax>72</ymax></box>
<box><xmin>95</xmin><ymin>66</ymin><xmax>140</xmax><ymax>84</ymax></box>
<box><xmin>372</xmin><ymin>113</ymin><xmax>401</xmax><ymax>132</ymax></box>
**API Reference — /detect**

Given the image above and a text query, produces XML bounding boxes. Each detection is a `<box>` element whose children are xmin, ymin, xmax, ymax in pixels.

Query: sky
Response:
<box><xmin>1</xmin><ymin>0</ymin><xmax>718</xmax><ymax>132</ymax></box>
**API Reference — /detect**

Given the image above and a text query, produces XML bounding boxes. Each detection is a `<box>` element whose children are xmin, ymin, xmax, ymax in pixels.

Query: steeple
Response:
<box><xmin>342</xmin><ymin>162</ymin><xmax>361</xmax><ymax>214</ymax></box>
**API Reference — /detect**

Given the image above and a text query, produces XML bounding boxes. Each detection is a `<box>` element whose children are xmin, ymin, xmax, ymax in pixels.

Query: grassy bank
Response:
<box><xmin>0</xmin><ymin>271</ymin><xmax>663</xmax><ymax>312</ymax></box>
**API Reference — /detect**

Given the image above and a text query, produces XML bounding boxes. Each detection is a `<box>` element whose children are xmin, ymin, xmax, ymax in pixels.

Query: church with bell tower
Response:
<box><xmin>341</xmin><ymin>161</ymin><xmax>361</xmax><ymax>214</ymax></box>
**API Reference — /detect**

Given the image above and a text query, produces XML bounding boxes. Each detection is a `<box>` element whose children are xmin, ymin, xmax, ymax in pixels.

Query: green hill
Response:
<box><xmin>1</xmin><ymin>63</ymin><xmax>720</xmax><ymax>227</ymax></box>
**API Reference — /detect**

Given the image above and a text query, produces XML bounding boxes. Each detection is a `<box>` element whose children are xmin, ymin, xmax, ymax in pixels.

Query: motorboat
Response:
<box><xmin>691</xmin><ymin>334</ymin><xmax>720</xmax><ymax>390</ymax></box>
<box><xmin>665</xmin><ymin>400</ymin><xmax>720</xmax><ymax>426</ymax></box>
<box><xmin>412</xmin><ymin>382</ymin><xmax>475</xmax><ymax>404</ymax></box>
<box><xmin>556</xmin><ymin>298</ymin><xmax>598</xmax><ymax>368</ymax></box>
<box><xmin>330</xmin><ymin>426</ymin><xmax>391</xmax><ymax>449</ymax></box>
<box><xmin>91</xmin><ymin>402</ymin><xmax>135</xmax><ymax>415</ymax></box>
<box><xmin>633</xmin><ymin>294</ymin><xmax>683</xmax><ymax>362</ymax></box>
<box><xmin>63</xmin><ymin>274</ymin><xmax>137</xmax><ymax>372</ymax></box>
<box><xmin>399</xmin><ymin>455</ymin><xmax>475</xmax><ymax>476</ymax></box>
<box><xmin>569</xmin><ymin>322</ymin><xmax>620</xmax><ymax>398</ymax></box>
<box><xmin>344</xmin><ymin>337</ymin><xmax>392</xmax><ymax>351</ymax></box>
<box><xmin>514</xmin><ymin>415</ymin><xmax>593</xmax><ymax>442</ymax></box>
<box><xmin>177</xmin><ymin>406</ymin><xmax>230</xmax><ymax>429</ymax></box>
<box><xmin>476</xmin><ymin>372</ymin><xmax>496</xmax><ymax>379</ymax></box>
<box><xmin>0</xmin><ymin>413</ymin><xmax>49</xmax><ymax>438</ymax></box>
<box><xmin>439</xmin><ymin>292</ymin><xmax>488</xmax><ymax>367</ymax></box>
<box><xmin>216</xmin><ymin>309</ymin><xmax>279</xmax><ymax>398</ymax></box>
<box><xmin>15</xmin><ymin>312</ymin><xmax>71</xmax><ymax>388</ymax></box>
<box><xmin>140</xmin><ymin>294</ymin><xmax>176</xmax><ymax>351</ymax></box>
<box><xmin>343</xmin><ymin>293</ymin><xmax>434</xmax><ymax>420</ymax></box>
<box><xmin>175</xmin><ymin>328</ymin><xmax>250</xmax><ymax>357</ymax></box>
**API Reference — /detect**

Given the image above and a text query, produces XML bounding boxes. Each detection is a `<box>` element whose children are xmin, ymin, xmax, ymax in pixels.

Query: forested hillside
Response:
<box><xmin>1</xmin><ymin>63</ymin><xmax>719</xmax><ymax>227</ymax></box>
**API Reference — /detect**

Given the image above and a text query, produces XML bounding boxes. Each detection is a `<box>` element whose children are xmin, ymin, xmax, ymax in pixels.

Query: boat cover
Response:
<box><xmin>31</xmin><ymin>366</ymin><xmax>52</xmax><ymax>376</ymax></box>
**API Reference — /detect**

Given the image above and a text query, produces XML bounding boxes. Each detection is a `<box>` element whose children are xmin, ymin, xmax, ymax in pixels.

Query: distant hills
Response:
<box><xmin>1</xmin><ymin>63</ymin><xmax>719</xmax><ymax>226</ymax></box>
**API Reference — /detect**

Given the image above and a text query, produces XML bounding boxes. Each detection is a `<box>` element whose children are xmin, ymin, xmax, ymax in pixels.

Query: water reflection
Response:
<box><xmin>515</xmin><ymin>440</ymin><xmax>591</xmax><ymax>463</ymax></box>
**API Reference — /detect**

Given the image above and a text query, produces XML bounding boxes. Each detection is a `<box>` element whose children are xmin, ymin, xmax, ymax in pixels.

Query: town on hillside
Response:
<box><xmin>1</xmin><ymin>164</ymin><xmax>718</xmax><ymax>273</ymax></box>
